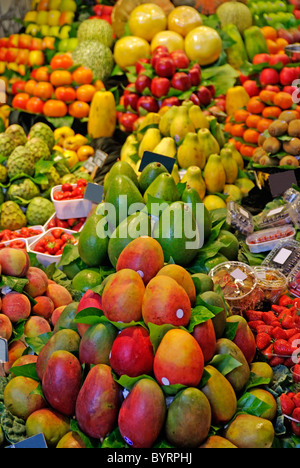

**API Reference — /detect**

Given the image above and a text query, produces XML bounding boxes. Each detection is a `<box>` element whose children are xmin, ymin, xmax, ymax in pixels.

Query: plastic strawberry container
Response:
<box><xmin>246</xmin><ymin>226</ymin><xmax>296</xmax><ymax>254</ymax></box>
<box><xmin>44</xmin><ymin>212</ymin><xmax>86</xmax><ymax>233</ymax></box>
<box><xmin>51</xmin><ymin>185</ymin><xmax>92</xmax><ymax>220</ymax></box>
<box><xmin>253</xmin><ymin>266</ymin><xmax>288</xmax><ymax>304</ymax></box>
<box><xmin>28</xmin><ymin>228</ymin><xmax>78</xmax><ymax>268</ymax></box>
<box><xmin>0</xmin><ymin>238</ymin><xmax>28</xmax><ymax>251</ymax></box>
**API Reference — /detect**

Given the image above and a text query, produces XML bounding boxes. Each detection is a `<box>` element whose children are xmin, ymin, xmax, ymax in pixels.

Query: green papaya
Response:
<box><xmin>244</xmin><ymin>26</ymin><xmax>269</xmax><ymax>62</ymax></box>
<box><xmin>222</xmin><ymin>24</ymin><xmax>248</xmax><ymax>70</ymax></box>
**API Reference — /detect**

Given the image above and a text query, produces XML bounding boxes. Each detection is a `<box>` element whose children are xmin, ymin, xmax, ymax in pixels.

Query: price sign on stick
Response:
<box><xmin>269</xmin><ymin>171</ymin><xmax>297</xmax><ymax>198</ymax></box>
<box><xmin>84</xmin><ymin>183</ymin><xmax>104</xmax><ymax>204</ymax></box>
<box><xmin>139</xmin><ymin>151</ymin><xmax>176</xmax><ymax>173</ymax></box>
<box><xmin>0</xmin><ymin>337</ymin><xmax>8</xmax><ymax>363</ymax></box>
<box><xmin>6</xmin><ymin>433</ymin><xmax>48</xmax><ymax>449</ymax></box>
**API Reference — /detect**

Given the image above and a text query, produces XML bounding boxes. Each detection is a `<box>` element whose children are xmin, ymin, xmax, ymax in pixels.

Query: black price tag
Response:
<box><xmin>269</xmin><ymin>171</ymin><xmax>297</xmax><ymax>198</ymax></box>
<box><xmin>84</xmin><ymin>183</ymin><xmax>104</xmax><ymax>204</ymax></box>
<box><xmin>0</xmin><ymin>337</ymin><xmax>8</xmax><ymax>363</ymax></box>
<box><xmin>6</xmin><ymin>433</ymin><xmax>48</xmax><ymax>449</ymax></box>
<box><xmin>139</xmin><ymin>151</ymin><xmax>176</xmax><ymax>173</ymax></box>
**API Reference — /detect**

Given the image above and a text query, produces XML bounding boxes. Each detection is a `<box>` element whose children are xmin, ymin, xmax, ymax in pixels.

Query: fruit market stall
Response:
<box><xmin>0</xmin><ymin>0</ymin><xmax>300</xmax><ymax>451</ymax></box>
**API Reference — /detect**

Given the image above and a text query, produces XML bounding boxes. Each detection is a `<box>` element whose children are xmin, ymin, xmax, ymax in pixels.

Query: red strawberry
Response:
<box><xmin>280</xmin><ymin>393</ymin><xmax>295</xmax><ymax>416</ymax></box>
<box><xmin>286</xmin><ymin>329</ymin><xmax>299</xmax><ymax>340</ymax></box>
<box><xmin>279</xmin><ymin>295</ymin><xmax>294</xmax><ymax>307</ymax></box>
<box><xmin>272</xmin><ymin>305</ymin><xmax>289</xmax><ymax>314</ymax></box>
<box><xmin>263</xmin><ymin>311</ymin><xmax>278</xmax><ymax>324</ymax></box>
<box><xmin>271</xmin><ymin>327</ymin><xmax>287</xmax><ymax>340</ymax></box>
<box><xmin>261</xmin><ymin>343</ymin><xmax>274</xmax><ymax>358</ymax></box>
<box><xmin>270</xmin><ymin>356</ymin><xmax>285</xmax><ymax>366</ymax></box>
<box><xmin>292</xmin><ymin>393</ymin><xmax>300</xmax><ymax>408</ymax></box>
<box><xmin>284</xmin><ymin>357</ymin><xmax>295</xmax><ymax>368</ymax></box>
<box><xmin>281</xmin><ymin>315</ymin><xmax>296</xmax><ymax>330</ymax></box>
<box><xmin>245</xmin><ymin>310</ymin><xmax>263</xmax><ymax>321</ymax></box>
<box><xmin>278</xmin><ymin>310</ymin><xmax>292</xmax><ymax>321</ymax></box>
<box><xmin>257</xmin><ymin>325</ymin><xmax>274</xmax><ymax>335</ymax></box>
<box><xmin>274</xmin><ymin>339</ymin><xmax>295</xmax><ymax>356</ymax></box>
<box><xmin>291</xmin><ymin>408</ymin><xmax>300</xmax><ymax>436</ymax></box>
<box><xmin>293</xmin><ymin>365</ymin><xmax>300</xmax><ymax>384</ymax></box>
<box><xmin>256</xmin><ymin>332</ymin><xmax>272</xmax><ymax>350</ymax></box>
<box><xmin>287</xmin><ymin>392</ymin><xmax>295</xmax><ymax>398</ymax></box>
<box><xmin>248</xmin><ymin>320</ymin><xmax>265</xmax><ymax>331</ymax></box>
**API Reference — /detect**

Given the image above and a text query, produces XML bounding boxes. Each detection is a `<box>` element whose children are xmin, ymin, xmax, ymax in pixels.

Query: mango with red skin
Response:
<box><xmin>192</xmin><ymin>318</ymin><xmax>216</xmax><ymax>363</ymax></box>
<box><xmin>75</xmin><ymin>364</ymin><xmax>121</xmax><ymax>439</ymax></box>
<box><xmin>109</xmin><ymin>326</ymin><xmax>154</xmax><ymax>377</ymax></box>
<box><xmin>154</xmin><ymin>328</ymin><xmax>204</xmax><ymax>387</ymax></box>
<box><xmin>226</xmin><ymin>315</ymin><xmax>256</xmax><ymax>364</ymax></box>
<box><xmin>24</xmin><ymin>316</ymin><xmax>51</xmax><ymax>338</ymax></box>
<box><xmin>118</xmin><ymin>378</ymin><xmax>166</xmax><ymax>448</ymax></box>
<box><xmin>26</xmin><ymin>408</ymin><xmax>70</xmax><ymax>448</ymax></box>
<box><xmin>116</xmin><ymin>237</ymin><xmax>164</xmax><ymax>285</ymax></box>
<box><xmin>76</xmin><ymin>289</ymin><xmax>102</xmax><ymax>336</ymax></box>
<box><xmin>4</xmin><ymin>376</ymin><xmax>47</xmax><ymax>420</ymax></box>
<box><xmin>79</xmin><ymin>322</ymin><xmax>118</xmax><ymax>366</ymax></box>
<box><xmin>42</xmin><ymin>350</ymin><xmax>82</xmax><ymax>417</ymax></box>
<box><xmin>142</xmin><ymin>275</ymin><xmax>191</xmax><ymax>327</ymax></box>
<box><xmin>56</xmin><ymin>431</ymin><xmax>86</xmax><ymax>448</ymax></box>
<box><xmin>102</xmin><ymin>269</ymin><xmax>145</xmax><ymax>323</ymax></box>
<box><xmin>156</xmin><ymin>264</ymin><xmax>196</xmax><ymax>305</ymax></box>
<box><xmin>46</xmin><ymin>283</ymin><xmax>72</xmax><ymax>309</ymax></box>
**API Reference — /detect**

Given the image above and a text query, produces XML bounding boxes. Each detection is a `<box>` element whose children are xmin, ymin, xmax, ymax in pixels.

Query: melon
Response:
<box><xmin>216</xmin><ymin>1</ymin><xmax>252</xmax><ymax>34</ymax></box>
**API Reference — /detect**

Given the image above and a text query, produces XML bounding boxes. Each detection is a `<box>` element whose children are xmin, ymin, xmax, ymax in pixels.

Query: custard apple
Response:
<box><xmin>26</xmin><ymin>197</ymin><xmax>55</xmax><ymax>225</ymax></box>
<box><xmin>0</xmin><ymin>201</ymin><xmax>27</xmax><ymax>230</ymax></box>
<box><xmin>0</xmin><ymin>165</ymin><xmax>8</xmax><ymax>184</ymax></box>
<box><xmin>0</xmin><ymin>133</ymin><xmax>16</xmax><ymax>158</ymax></box>
<box><xmin>25</xmin><ymin>137</ymin><xmax>51</xmax><ymax>162</ymax></box>
<box><xmin>28</xmin><ymin>122</ymin><xmax>55</xmax><ymax>152</ymax></box>
<box><xmin>60</xmin><ymin>173</ymin><xmax>78</xmax><ymax>185</ymax></box>
<box><xmin>5</xmin><ymin>124</ymin><xmax>27</xmax><ymax>147</ymax></box>
<box><xmin>6</xmin><ymin>146</ymin><xmax>35</xmax><ymax>180</ymax></box>
<box><xmin>41</xmin><ymin>166</ymin><xmax>61</xmax><ymax>191</ymax></box>
<box><xmin>7</xmin><ymin>178</ymin><xmax>40</xmax><ymax>205</ymax></box>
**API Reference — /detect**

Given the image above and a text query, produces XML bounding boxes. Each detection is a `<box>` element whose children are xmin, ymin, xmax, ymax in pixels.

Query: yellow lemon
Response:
<box><xmin>203</xmin><ymin>194</ymin><xmax>226</xmax><ymax>211</ymax></box>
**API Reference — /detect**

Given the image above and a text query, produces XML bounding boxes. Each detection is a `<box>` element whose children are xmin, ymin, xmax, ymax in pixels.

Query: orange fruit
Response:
<box><xmin>261</xmin><ymin>26</ymin><xmax>277</xmax><ymax>41</ymax></box>
<box><xmin>243</xmin><ymin>129</ymin><xmax>260</xmax><ymax>144</ymax></box>
<box><xmin>246</xmin><ymin>114</ymin><xmax>261</xmax><ymax>129</ymax></box>
<box><xmin>54</xmin><ymin>86</ymin><xmax>76</xmax><ymax>102</ymax></box>
<box><xmin>276</xmin><ymin>38</ymin><xmax>289</xmax><ymax>49</ymax></box>
<box><xmin>94</xmin><ymin>79</ymin><xmax>105</xmax><ymax>91</ymax></box>
<box><xmin>266</xmin><ymin>39</ymin><xmax>279</xmax><ymax>55</ymax></box>
<box><xmin>273</xmin><ymin>92</ymin><xmax>293</xmax><ymax>110</ymax></box>
<box><xmin>72</xmin><ymin>66</ymin><xmax>93</xmax><ymax>85</ymax></box>
<box><xmin>228</xmin><ymin>138</ymin><xmax>241</xmax><ymax>151</ymax></box>
<box><xmin>257</xmin><ymin>118</ymin><xmax>272</xmax><ymax>133</ymax></box>
<box><xmin>50</xmin><ymin>70</ymin><xmax>73</xmax><ymax>87</ymax></box>
<box><xmin>33</xmin><ymin>82</ymin><xmax>54</xmax><ymax>100</ymax></box>
<box><xmin>234</xmin><ymin>109</ymin><xmax>250</xmax><ymax>123</ymax></box>
<box><xmin>259</xmin><ymin>90</ymin><xmax>276</xmax><ymax>104</ymax></box>
<box><xmin>224</xmin><ymin>122</ymin><xmax>233</xmax><ymax>134</ymax></box>
<box><xmin>247</xmin><ymin>98</ymin><xmax>265</xmax><ymax>115</ymax></box>
<box><xmin>35</xmin><ymin>66</ymin><xmax>50</xmax><ymax>82</ymax></box>
<box><xmin>50</xmin><ymin>54</ymin><xmax>73</xmax><ymax>70</ymax></box>
<box><xmin>68</xmin><ymin>101</ymin><xmax>90</xmax><ymax>119</ymax></box>
<box><xmin>262</xmin><ymin>106</ymin><xmax>282</xmax><ymax>119</ymax></box>
<box><xmin>24</xmin><ymin>79</ymin><xmax>37</xmax><ymax>96</ymax></box>
<box><xmin>76</xmin><ymin>84</ymin><xmax>96</xmax><ymax>103</ymax></box>
<box><xmin>240</xmin><ymin>144</ymin><xmax>255</xmax><ymax>158</ymax></box>
<box><xmin>231</xmin><ymin>124</ymin><xmax>245</xmax><ymax>138</ymax></box>
<box><xmin>43</xmin><ymin>99</ymin><xmax>68</xmax><ymax>117</ymax></box>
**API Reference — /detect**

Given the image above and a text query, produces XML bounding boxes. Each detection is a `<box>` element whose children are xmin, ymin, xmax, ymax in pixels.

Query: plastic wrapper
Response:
<box><xmin>226</xmin><ymin>201</ymin><xmax>254</xmax><ymax>236</ymax></box>
<box><xmin>254</xmin><ymin>266</ymin><xmax>288</xmax><ymax>304</ymax></box>
<box><xmin>246</xmin><ymin>226</ymin><xmax>296</xmax><ymax>253</ymax></box>
<box><xmin>263</xmin><ymin>240</ymin><xmax>300</xmax><ymax>277</ymax></box>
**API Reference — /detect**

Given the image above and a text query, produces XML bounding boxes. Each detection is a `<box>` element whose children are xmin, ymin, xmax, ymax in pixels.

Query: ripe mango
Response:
<box><xmin>215</xmin><ymin>338</ymin><xmax>250</xmax><ymax>392</ymax></box>
<box><xmin>156</xmin><ymin>264</ymin><xmax>196</xmax><ymax>305</ymax></box>
<box><xmin>75</xmin><ymin>364</ymin><xmax>121</xmax><ymax>439</ymax></box>
<box><xmin>4</xmin><ymin>376</ymin><xmax>47</xmax><ymax>420</ymax></box>
<box><xmin>118</xmin><ymin>378</ymin><xmax>166</xmax><ymax>448</ymax></box>
<box><xmin>224</xmin><ymin>414</ymin><xmax>275</xmax><ymax>448</ymax></box>
<box><xmin>201</xmin><ymin>365</ymin><xmax>237</xmax><ymax>425</ymax></box>
<box><xmin>26</xmin><ymin>408</ymin><xmax>70</xmax><ymax>448</ymax></box>
<box><xmin>165</xmin><ymin>387</ymin><xmax>211</xmax><ymax>448</ymax></box>
<box><xmin>79</xmin><ymin>322</ymin><xmax>118</xmax><ymax>366</ymax></box>
<box><xmin>199</xmin><ymin>435</ymin><xmax>238</xmax><ymax>448</ymax></box>
<box><xmin>154</xmin><ymin>329</ymin><xmax>204</xmax><ymax>387</ymax></box>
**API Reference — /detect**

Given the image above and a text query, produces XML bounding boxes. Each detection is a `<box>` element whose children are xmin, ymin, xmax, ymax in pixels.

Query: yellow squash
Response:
<box><xmin>88</xmin><ymin>90</ymin><xmax>116</xmax><ymax>139</ymax></box>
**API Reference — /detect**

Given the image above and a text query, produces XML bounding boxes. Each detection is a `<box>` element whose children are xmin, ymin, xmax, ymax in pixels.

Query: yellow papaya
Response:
<box><xmin>225</xmin><ymin>86</ymin><xmax>250</xmax><ymax>116</ymax></box>
<box><xmin>88</xmin><ymin>91</ymin><xmax>116</xmax><ymax>139</ymax></box>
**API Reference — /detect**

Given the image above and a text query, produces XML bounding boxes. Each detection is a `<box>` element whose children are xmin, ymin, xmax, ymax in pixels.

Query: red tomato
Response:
<box><xmin>12</xmin><ymin>92</ymin><xmax>29</xmax><ymax>110</ymax></box>
<box><xmin>26</xmin><ymin>96</ymin><xmax>44</xmax><ymax>114</ymax></box>
<box><xmin>50</xmin><ymin>53</ymin><xmax>73</xmax><ymax>70</ymax></box>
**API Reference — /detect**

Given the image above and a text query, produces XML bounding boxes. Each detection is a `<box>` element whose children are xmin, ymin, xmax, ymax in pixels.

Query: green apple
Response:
<box><xmin>60</xmin><ymin>0</ymin><xmax>77</xmax><ymax>12</ymax></box>
<box><xmin>58</xmin><ymin>38</ymin><xmax>69</xmax><ymax>52</ymax></box>
<box><xmin>36</xmin><ymin>11</ymin><xmax>49</xmax><ymax>25</ymax></box>
<box><xmin>48</xmin><ymin>10</ymin><xmax>61</xmax><ymax>26</ymax></box>
<box><xmin>59</xmin><ymin>24</ymin><xmax>71</xmax><ymax>39</ymax></box>
<box><xmin>67</xmin><ymin>37</ymin><xmax>78</xmax><ymax>51</ymax></box>
<box><xmin>48</xmin><ymin>26</ymin><xmax>61</xmax><ymax>38</ymax></box>
<box><xmin>49</xmin><ymin>0</ymin><xmax>61</xmax><ymax>9</ymax></box>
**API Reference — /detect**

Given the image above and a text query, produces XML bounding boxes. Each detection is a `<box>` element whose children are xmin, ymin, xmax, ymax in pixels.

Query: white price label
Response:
<box><xmin>273</xmin><ymin>248</ymin><xmax>293</xmax><ymax>265</ymax></box>
<box><xmin>267</xmin><ymin>207</ymin><xmax>284</xmax><ymax>217</ymax></box>
<box><xmin>231</xmin><ymin>268</ymin><xmax>248</xmax><ymax>281</ymax></box>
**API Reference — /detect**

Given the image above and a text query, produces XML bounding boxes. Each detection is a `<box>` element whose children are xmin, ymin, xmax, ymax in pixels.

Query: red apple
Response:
<box><xmin>260</xmin><ymin>68</ymin><xmax>280</xmax><ymax>86</ymax></box>
<box><xmin>280</xmin><ymin>67</ymin><xmax>300</xmax><ymax>86</ymax></box>
<box><xmin>188</xmin><ymin>66</ymin><xmax>201</xmax><ymax>86</ymax></box>
<box><xmin>160</xmin><ymin>96</ymin><xmax>180</xmax><ymax>108</ymax></box>
<box><xmin>135</xmin><ymin>74</ymin><xmax>151</xmax><ymax>94</ymax></box>
<box><xmin>215</xmin><ymin>97</ymin><xmax>226</xmax><ymax>112</ymax></box>
<box><xmin>137</xmin><ymin>95</ymin><xmax>159</xmax><ymax>114</ymax></box>
<box><xmin>123</xmin><ymin>93</ymin><xmax>139</xmax><ymax>111</ymax></box>
<box><xmin>123</xmin><ymin>83</ymin><xmax>136</xmax><ymax>95</ymax></box>
<box><xmin>265</xmin><ymin>85</ymin><xmax>281</xmax><ymax>93</ymax></box>
<box><xmin>6</xmin><ymin>48</ymin><xmax>19</xmax><ymax>62</ymax></box>
<box><xmin>151</xmin><ymin>51</ymin><xmax>170</xmax><ymax>69</ymax></box>
<box><xmin>119</xmin><ymin>112</ymin><xmax>139</xmax><ymax>133</ymax></box>
<box><xmin>155</xmin><ymin>55</ymin><xmax>176</xmax><ymax>78</ymax></box>
<box><xmin>206</xmin><ymin>84</ymin><xmax>216</xmax><ymax>98</ymax></box>
<box><xmin>295</xmin><ymin>10</ymin><xmax>300</xmax><ymax>20</ymax></box>
<box><xmin>29</xmin><ymin>38</ymin><xmax>43</xmax><ymax>51</ymax></box>
<box><xmin>283</xmin><ymin>85</ymin><xmax>297</xmax><ymax>95</ymax></box>
<box><xmin>189</xmin><ymin>93</ymin><xmax>200</xmax><ymax>106</ymax></box>
<box><xmin>196</xmin><ymin>86</ymin><xmax>212</xmax><ymax>107</ymax></box>
<box><xmin>277</xmin><ymin>28</ymin><xmax>294</xmax><ymax>44</ymax></box>
<box><xmin>171</xmin><ymin>72</ymin><xmax>191</xmax><ymax>91</ymax></box>
<box><xmin>136</xmin><ymin>58</ymin><xmax>150</xmax><ymax>75</ymax></box>
<box><xmin>253</xmin><ymin>53</ymin><xmax>271</xmax><ymax>65</ymax></box>
<box><xmin>11</xmin><ymin>80</ymin><xmax>26</xmax><ymax>95</ymax></box>
<box><xmin>170</xmin><ymin>50</ymin><xmax>190</xmax><ymax>69</ymax></box>
<box><xmin>150</xmin><ymin>76</ymin><xmax>170</xmax><ymax>98</ymax></box>
<box><xmin>243</xmin><ymin>80</ymin><xmax>260</xmax><ymax>97</ymax></box>
<box><xmin>18</xmin><ymin>34</ymin><xmax>32</xmax><ymax>50</ymax></box>
<box><xmin>152</xmin><ymin>45</ymin><xmax>169</xmax><ymax>55</ymax></box>
<box><xmin>8</xmin><ymin>34</ymin><xmax>19</xmax><ymax>48</ymax></box>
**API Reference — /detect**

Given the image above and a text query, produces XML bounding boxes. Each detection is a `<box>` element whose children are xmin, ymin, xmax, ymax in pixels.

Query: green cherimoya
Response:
<box><xmin>28</xmin><ymin>122</ymin><xmax>55</xmax><ymax>152</ymax></box>
<box><xmin>5</xmin><ymin>124</ymin><xmax>27</xmax><ymax>147</ymax></box>
<box><xmin>6</xmin><ymin>146</ymin><xmax>35</xmax><ymax>180</ymax></box>
<box><xmin>0</xmin><ymin>201</ymin><xmax>27</xmax><ymax>230</ymax></box>
<box><xmin>0</xmin><ymin>133</ymin><xmax>16</xmax><ymax>158</ymax></box>
<box><xmin>40</xmin><ymin>166</ymin><xmax>61</xmax><ymax>191</ymax></box>
<box><xmin>77</xmin><ymin>18</ymin><xmax>114</xmax><ymax>48</ymax></box>
<box><xmin>25</xmin><ymin>137</ymin><xmax>51</xmax><ymax>162</ymax></box>
<box><xmin>7</xmin><ymin>178</ymin><xmax>40</xmax><ymax>205</ymax></box>
<box><xmin>72</xmin><ymin>40</ymin><xmax>114</xmax><ymax>83</ymax></box>
<box><xmin>26</xmin><ymin>197</ymin><xmax>55</xmax><ymax>226</ymax></box>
